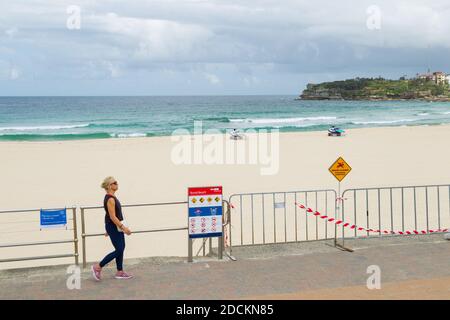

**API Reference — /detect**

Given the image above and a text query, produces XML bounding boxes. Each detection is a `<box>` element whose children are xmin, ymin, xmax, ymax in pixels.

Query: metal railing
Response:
<box><xmin>228</xmin><ymin>189</ymin><xmax>337</xmax><ymax>247</ymax></box>
<box><xmin>80</xmin><ymin>201</ymin><xmax>188</xmax><ymax>268</ymax></box>
<box><xmin>0</xmin><ymin>206</ymin><xmax>79</xmax><ymax>265</ymax></box>
<box><xmin>340</xmin><ymin>184</ymin><xmax>450</xmax><ymax>245</ymax></box>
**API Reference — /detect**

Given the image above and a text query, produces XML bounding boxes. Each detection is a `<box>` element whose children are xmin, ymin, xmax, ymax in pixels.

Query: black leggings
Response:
<box><xmin>99</xmin><ymin>223</ymin><xmax>125</xmax><ymax>271</ymax></box>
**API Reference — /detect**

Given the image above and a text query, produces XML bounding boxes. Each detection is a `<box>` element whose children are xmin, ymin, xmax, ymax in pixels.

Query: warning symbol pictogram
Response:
<box><xmin>207</xmin><ymin>197</ymin><xmax>212</xmax><ymax>202</ymax></box>
<box><xmin>199</xmin><ymin>197</ymin><xmax>205</xmax><ymax>203</ymax></box>
<box><xmin>329</xmin><ymin>157</ymin><xmax>352</xmax><ymax>182</ymax></box>
<box><xmin>191</xmin><ymin>198</ymin><xmax>197</xmax><ymax>203</ymax></box>
<box><xmin>215</xmin><ymin>197</ymin><xmax>220</xmax><ymax>202</ymax></box>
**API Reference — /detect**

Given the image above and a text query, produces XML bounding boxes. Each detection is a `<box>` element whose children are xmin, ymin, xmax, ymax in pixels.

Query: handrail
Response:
<box><xmin>0</xmin><ymin>206</ymin><xmax>79</xmax><ymax>266</ymax></box>
<box><xmin>80</xmin><ymin>200</ymin><xmax>188</xmax><ymax>268</ymax></box>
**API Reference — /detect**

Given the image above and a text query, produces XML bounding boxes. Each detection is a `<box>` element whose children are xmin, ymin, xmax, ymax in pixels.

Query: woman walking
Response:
<box><xmin>92</xmin><ymin>176</ymin><xmax>133</xmax><ymax>280</ymax></box>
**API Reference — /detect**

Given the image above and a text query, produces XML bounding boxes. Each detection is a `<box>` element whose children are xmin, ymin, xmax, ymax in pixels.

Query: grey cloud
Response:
<box><xmin>1</xmin><ymin>0</ymin><xmax>450</xmax><ymax>94</ymax></box>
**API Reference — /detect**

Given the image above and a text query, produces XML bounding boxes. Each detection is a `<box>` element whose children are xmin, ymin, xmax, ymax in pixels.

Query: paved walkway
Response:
<box><xmin>1</xmin><ymin>235</ymin><xmax>450</xmax><ymax>299</ymax></box>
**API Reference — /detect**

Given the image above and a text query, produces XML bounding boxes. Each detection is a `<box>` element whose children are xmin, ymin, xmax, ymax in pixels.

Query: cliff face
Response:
<box><xmin>299</xmin><ymin>78</ymin><xmax>450</xmax><ymax>101</ymax></box>
<box><xmin>300</xmin><ymin>86</ymin><xmax>343</xmax><ymax>100</ymax></box>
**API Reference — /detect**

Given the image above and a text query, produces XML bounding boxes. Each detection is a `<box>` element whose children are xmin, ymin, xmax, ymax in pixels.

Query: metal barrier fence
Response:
<box><xmin>0</xmin><ymin>206</ymin><xmax>79</xmax><ymax>265</ymax></box>
<box><xmin>340</xmin><ymin>184</ymin><xmax>450</xmax><ymax>245</ymax></box>
<box><xmin>228</xmin><ymin>189</ymin><xmax>337</xmax><ymax>247</ymax></box>
<box><xmin>3</xmin><ymin>184</ymin><xmax>448</xmax><ymax>269</ymax></box>
<box><xmin>81</xmin><ymin>201</ymin><xmax>188</xmax><ymax>268</ymax></box>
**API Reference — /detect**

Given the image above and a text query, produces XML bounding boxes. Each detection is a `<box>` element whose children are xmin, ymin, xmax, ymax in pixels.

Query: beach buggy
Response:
<box><xmin>328</xmin><ymin>126</ymin><xmax>345</xmax><ymax>137</ymax></box>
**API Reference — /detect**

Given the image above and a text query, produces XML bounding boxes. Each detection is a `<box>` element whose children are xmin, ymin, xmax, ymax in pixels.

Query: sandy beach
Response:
<box><xmin>1</xmin><ymin>124</ymin><xmax>450</xmax><ymax>270</ymax></box>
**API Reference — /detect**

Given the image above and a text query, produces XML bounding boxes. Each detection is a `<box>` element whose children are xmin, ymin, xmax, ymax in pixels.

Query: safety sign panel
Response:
<box><xmin>329</xmin><ymin>157</ymin><xmax>352</xmax><ymax>182</ymax></box>
<box><xmin>188</xmin><ymin>186</ymin><xmax>223</xmax><ymax>238</ymax></box>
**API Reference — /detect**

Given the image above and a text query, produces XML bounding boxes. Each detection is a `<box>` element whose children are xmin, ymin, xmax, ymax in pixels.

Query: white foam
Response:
<box><xmin>0</xmin><ymin>124</ymin><xmax>90</xmax><ymax>131</ymax></box>
<box><xmin>353</xmin><ymin>119</ymin><xmax>416</xmax><ymax>125</ymax></box>
<box><xmin>416</xmin><ymin>113</ymin><xmax>429</xmax><ymax>116</ymax></box>
<box><xmin>110</xmin><ymin>133</ymin><xmax>147</xmax><ymax>138</ymax></box>
<box><xmin>229</xmin><ymin>116</ymin><xmax>337</xmax><ymax>124</ymax></box>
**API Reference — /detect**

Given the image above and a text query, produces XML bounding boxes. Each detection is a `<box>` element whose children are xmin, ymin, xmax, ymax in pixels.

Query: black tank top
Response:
<box><xmin>104</xmin><ymin>194</ymin><xmax>124</xmax><ymax>225</ymax></box>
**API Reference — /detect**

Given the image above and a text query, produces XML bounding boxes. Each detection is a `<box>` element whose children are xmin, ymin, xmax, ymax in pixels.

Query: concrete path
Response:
<box><xmin>1</xmin><ymin>235</ymin><xmax>449</xmax><ymax>299</ymax></box>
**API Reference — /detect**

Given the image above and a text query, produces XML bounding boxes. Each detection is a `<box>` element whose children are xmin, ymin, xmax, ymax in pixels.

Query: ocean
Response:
<box><xmin>0</xmin><ymin>95</ymin><xmax>449</xmax><ymax>141</ymax></box>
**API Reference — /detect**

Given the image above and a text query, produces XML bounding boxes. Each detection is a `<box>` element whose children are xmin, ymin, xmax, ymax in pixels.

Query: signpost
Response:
<box><xmin>329</xmin><ymin>157</ymin><xmax>353</xmax><ymax>252</ymax></box>
<box><xmin>188</xmin><ymin>186</ymin><xmax>223</xmax><ymax>262</ymax></box>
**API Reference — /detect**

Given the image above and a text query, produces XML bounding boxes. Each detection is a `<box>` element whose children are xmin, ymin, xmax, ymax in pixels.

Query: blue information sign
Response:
<box><xmin>40</xmin><ymin>208</ymin><xmax>67</xmax><ymax>229</ymax></box>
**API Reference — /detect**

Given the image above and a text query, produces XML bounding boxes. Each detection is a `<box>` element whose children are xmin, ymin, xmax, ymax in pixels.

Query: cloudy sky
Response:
<box><xmin>1</xmin><ymin>0</ymin><xmax>450</xmax><ymax>96</ymax></box>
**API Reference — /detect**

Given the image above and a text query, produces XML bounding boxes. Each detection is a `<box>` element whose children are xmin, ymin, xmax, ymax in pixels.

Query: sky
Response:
<box><xmin>1</xmin><ymin>0</ymin><xmax>450</xmax><ymax>96</ymax></box>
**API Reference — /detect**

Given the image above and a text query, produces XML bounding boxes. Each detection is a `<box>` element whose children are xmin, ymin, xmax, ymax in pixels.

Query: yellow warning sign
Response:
<box><xmin>199</xmin><ymin>197</ymin><xmax>205</xmax><ymax>203</ymax></box>
<box><xmin>215</xmin><ymin>197</ymin><xmax>220</xmax><ymax>202</ymax></box>
<box><xmin>329</xmin><ymin>157</ymin><xmax>352</xmax><ymax>182</ymax></box>
<box><xmin>207</xmin><ymin>197</ymin><xmax>212</xmax><ymax>203</ymax></box>
<box><xmin>191</xmin><ymin>198</ymin><xmax>197</xmax><ymax>203</ymax></box>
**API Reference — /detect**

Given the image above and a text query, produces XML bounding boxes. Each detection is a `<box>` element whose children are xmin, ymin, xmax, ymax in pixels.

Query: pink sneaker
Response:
<box><xmin>91</xmin><ymin>265</ymin><xmax>102</xmax><ymax>281</ymax></box>
<box><xmin>115</xmin><ymin>271</ymin><xmax>133</xmax><ymax>280</ymax></box>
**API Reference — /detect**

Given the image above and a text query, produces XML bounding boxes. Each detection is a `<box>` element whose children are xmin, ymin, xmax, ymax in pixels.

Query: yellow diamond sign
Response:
<box><xmin>329</xmin><ymin>157</ymin><xmax>352</xmax><ymax>182</ymax></box>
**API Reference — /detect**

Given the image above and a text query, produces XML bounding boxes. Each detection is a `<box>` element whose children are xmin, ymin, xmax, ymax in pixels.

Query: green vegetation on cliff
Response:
<box><xmin>300</xmin><ymin>77</ymin><xmax>450</xmax><ymax>101</ymax></box>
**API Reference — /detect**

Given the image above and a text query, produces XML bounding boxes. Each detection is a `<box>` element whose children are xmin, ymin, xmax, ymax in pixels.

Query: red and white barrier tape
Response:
<box><xmin>294</xmin><ymin>202</ymin><xmax>448</xmax><ymax>235</ymax></box>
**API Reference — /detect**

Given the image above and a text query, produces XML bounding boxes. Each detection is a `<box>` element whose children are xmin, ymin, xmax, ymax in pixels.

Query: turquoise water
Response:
<box><xmin>0</xmin><ymin>96</ymin><xmax>449</xmax><ymax>141</ymax></box>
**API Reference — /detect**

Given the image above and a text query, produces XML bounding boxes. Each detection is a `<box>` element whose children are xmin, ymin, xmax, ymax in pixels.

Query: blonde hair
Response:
<box><xmin>101</xmin><ymin>176</ymin><xmax>116</xmax><ymax>190</ymax></box>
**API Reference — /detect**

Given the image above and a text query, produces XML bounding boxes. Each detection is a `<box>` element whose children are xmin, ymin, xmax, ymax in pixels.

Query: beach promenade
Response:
<box><xmin>1</xmin><ymin>234</ymin><xmax>449</xmax><ymax>300</ymax></box>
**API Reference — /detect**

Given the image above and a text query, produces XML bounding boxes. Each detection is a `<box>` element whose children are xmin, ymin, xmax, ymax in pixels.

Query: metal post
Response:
<box><xmin>294</xmin><ymin>192</ymin><xmax>298</xmax><ymax>242</ymax></box>
<box><xmin>228</xmin><ymin>200</ymin><xmax>233</xmax><ymax>256</ymax></box>
<box><xmin>240</xmin><ymin>195</ymin><xmax>243</xmax><ymax>245</ymax></box>
<box><xmin>366</xmin><ymin>189</ymin><xmax>369</xmax><ymax>237</ymax></box>
<box><xmin>72</xmin><ymin>206</ymin><xmax>79</xmax><ymax>266</ymax></box>
<box><xmin>325</xmin><ymin>192</ymin><xmax>328</xmax><ymax>239</ymax></box>
<box><xmin>273</xmin><ymin>193</ymin><xmax>276</xmax><ymax>243</ymax></box>
<box><xmin>218</xmin><ymin>236</ymin><xmax>223</xmax><ymax>260</ymax></box>
<box><xmin>335</xmin><ymin>183</ymin><xmax>353</xmax><ymax>252</ymax></box>
<box><xmin>315</xmin><ymin>191</ymin><xmax>318</xmax><ymax>240</ymax></box>
<box><xmin>354</xmin><ymin>190</ymin><xmax>357</xmax><ymax>237</ymax></box>
<box><xmin>202</xmin><ymin>239</ymin><xmax>206</xmax><ymax>256</ymax></box>
<box><xmin>401</xmin><ymin>187</ymin><xmax>404</xmax><ymax>232</ymax></box>
<box><xmin>305</xmin><ymin>192</ymin><xmax>308</xmax><ymax>241</ymax></box>
<box><xmin>81</xmin><ymin>207</ymin><xmax>87</xmax><ymax>269</ymax></box>
<box><xmin>425</xmin><ymin>187</ymin><xmax>429</xmax><ymax>233</ymax></box>
<box><xmin>262</xmin><ymin>194</ymin><xmax>265</xmax><ymax>244</ymax></box>
<box><xmin>437</xmin><ymin>186</ymin><xmax>441</xmax><ymax>230</ymax></box>
<box><xmin>188</xmin><ymin>238</ymin><xmax>193</xmax><ymax>263</ymax></box>
<box><xmin>284</xmin><ymin>193</ymin><xmax>287</xmax><ymax>242</ymax></box>
<box><xmin>251</xmin><ymin>194</ymin><xmax>254</xmax><ymax>245</ymax></box>
<box><xmin>414</xmin><ymin>187</ymin><xmax>417</xmax><ymax>231</ymax></box>
<box><xmin>208</xmin><ymin>238</ymin><xmax>212</xmax><ymax>256</ymax></box>
<box><xmin>334</xmin><ymin>183</ymin><xmax>340</xmax><ymax>246</ymax></box>
<box><xmin>390</xmin><ymin>188</ymin><xmax>393</xmax><ymax>233</ymax></box>
<box><xmin>378</xmin><ymin>189</ymin><xmax>381</xmax><ymax>236</ymax></box>
<box><xmin>187</xmin><ymin>196</ymin><xmax>193</xmax><ymax>262</ymax></box>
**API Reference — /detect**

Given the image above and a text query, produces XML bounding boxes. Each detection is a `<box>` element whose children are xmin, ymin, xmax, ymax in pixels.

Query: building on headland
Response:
<box><xmin>416</xmin><ymin>71</ymin><xmax>448</xmax><ymax>85</ymax></box>
<box><xmin>433</xmin><ymin>72</ymin><xmax>447</xmax><ymax>85</ymax></box>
